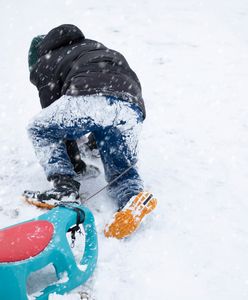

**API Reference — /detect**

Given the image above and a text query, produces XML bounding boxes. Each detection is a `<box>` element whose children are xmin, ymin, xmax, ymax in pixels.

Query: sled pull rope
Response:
<box><xmin>84</xmin><ymin>164</ymin><xmax>135</xmax><ymax>202</ymax></box>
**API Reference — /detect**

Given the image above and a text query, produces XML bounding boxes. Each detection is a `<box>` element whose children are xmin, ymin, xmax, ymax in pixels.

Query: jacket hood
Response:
<box><xmin>38</xmin><ymin>24</ymin><xmax>85</xmax><ymax>57</ymax></box>
<box><xmin>28</xmin><ymin>35</ymin><xmax>45</xmax><ymax>71</ymax></box>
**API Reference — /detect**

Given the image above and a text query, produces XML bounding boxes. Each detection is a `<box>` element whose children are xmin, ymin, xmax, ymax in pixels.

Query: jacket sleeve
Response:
<box><xmin>65</xmin><ymin>140</ymin><xmax>87</xmax><ymax>174</ymax></box>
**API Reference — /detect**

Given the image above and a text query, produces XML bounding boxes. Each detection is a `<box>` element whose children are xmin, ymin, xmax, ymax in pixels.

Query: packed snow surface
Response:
<box><xmin>1</xmin><ymin>0</ymin><xmax>248</xmax><ymax>299</ymax></box>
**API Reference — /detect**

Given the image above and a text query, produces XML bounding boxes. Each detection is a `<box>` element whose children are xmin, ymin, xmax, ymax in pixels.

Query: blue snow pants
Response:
<box><xmin>28</xmin><ymin>95</ymin><xmax>144</xmax><ymax>208</ymax></box>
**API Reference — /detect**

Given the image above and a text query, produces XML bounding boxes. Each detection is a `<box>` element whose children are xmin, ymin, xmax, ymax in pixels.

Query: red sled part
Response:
<box><xmin>0</xmin><ymin>220</ymin><xmax>54</xmax><ymax>263</ymax></box>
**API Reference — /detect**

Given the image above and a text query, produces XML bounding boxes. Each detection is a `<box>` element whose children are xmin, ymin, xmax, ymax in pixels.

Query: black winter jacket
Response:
<box><xmin>30</xmin><ymin>24</ymin><xmax>146</xmax><ymax>118</ymax></box>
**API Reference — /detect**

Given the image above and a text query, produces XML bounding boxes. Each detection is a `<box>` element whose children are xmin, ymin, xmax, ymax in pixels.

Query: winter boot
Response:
<box><xmin>23</xmin><ymin>175</ymin><xmax>80</xmax><ymax>209</ymax></box>
<box><xmin>104</xmin><ymin>192</ymin><xmax>157</xmax><ymax>239</ymax></box>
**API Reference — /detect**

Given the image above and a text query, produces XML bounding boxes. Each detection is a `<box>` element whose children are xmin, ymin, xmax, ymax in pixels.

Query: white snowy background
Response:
<box><xmin>0</xmin><ymin>0</ymin><xmax>248</xmax><ymax>299</ymax></box>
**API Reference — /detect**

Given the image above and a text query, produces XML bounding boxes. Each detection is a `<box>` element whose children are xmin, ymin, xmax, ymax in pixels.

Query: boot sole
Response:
<box><xmin>22</xmin><ymin>196</ymin><xmax>55</xmax><ymax>210</ymax></box>
<box><xmin>104</xmin><ymin>192</ymin><xmax>157</xmax><ymax>239</ymax></box>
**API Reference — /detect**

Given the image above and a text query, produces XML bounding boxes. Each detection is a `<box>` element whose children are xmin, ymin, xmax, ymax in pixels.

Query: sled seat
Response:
<box><xmin>0</xmin><ymin>220</ymin><xmax>54</xmax><ymax>263</ymax></box>
<box><xmin>0</xmin><ymin>205</ymin><xmax>98</xmax><ymax>300</ymax></box>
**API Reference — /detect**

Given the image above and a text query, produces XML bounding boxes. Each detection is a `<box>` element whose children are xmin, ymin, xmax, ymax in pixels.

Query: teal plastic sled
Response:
<box><xmin>0</xmin><ymin>204</ymin><xmax>98</xmax><ymax>300</ymax></box>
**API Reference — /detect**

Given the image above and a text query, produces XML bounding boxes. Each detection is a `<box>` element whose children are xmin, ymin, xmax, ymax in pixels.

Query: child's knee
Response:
<box><xmin>27</xmin><ymin>119</ymin><xmax>42</xmax><ymax>138</ymax></box>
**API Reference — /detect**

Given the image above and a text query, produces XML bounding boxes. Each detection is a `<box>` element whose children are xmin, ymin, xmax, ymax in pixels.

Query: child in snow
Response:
<box><xmin>24</xmin><ymin>24</ymin><xmax>157</xmax><ymax>239</ymax></box>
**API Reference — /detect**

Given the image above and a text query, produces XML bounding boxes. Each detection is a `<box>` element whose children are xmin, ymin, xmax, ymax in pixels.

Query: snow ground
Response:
<box><xmin>0</xmin><ymin>0</ymin><xmax>248</xmax><ymax>299</ymax></box>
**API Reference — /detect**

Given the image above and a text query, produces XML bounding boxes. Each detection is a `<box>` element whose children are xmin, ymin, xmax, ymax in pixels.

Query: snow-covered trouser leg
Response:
<box><xmin>93</xmin><ymin>100</ymin><xmax>144</xmax><ymax>209</ymax></box>
<box><xmin>27</xmin><ymin>95</ymin><xmax>144</xmax><ymax>207</ymax></box>
<box><xmin>27</xmin><ymin>98</ymin><xmax>90</xmax><ymax>179</ymax></box>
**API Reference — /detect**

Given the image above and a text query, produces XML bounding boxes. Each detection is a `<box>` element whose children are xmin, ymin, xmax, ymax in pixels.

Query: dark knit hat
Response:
<box><xmin>28</xmin><ymin>35</ymin><xmax>45</xmax><ymax>71</ymax></box>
